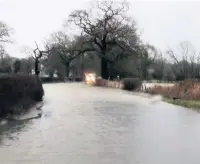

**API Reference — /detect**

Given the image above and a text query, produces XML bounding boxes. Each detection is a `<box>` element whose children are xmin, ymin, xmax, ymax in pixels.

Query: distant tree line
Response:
<box><xmin>1</xmin><ymin>1</ymin><xmax>200</xmax><ymax>82</ymax></box>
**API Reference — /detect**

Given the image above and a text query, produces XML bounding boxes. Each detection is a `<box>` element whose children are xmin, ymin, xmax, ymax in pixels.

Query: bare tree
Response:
<box><xmin>0</xmin><ymin>45</ymin><xmax>6</xmax><ymax>59</ymax></box>
<box><xmin>0</xmin><ymin>21</ymin><xmax>12</xmax><ymax>44</ymax></box>
<box><xmin>194</xmin><ymin>53</ymin><xmax>200</xmax><ymax>79</ymax></box>
<box><xmin>167</xmin><ymin>41</ymin><xmax>196</xmax><ymax>80</ymax></box>
<box><xmin>67</xmin><ymin>0</ymin><xmax>139</xmax><ymax>79</ymax></box>
<box><xmin>13</xmin><ymin>59</ymin><xmax>21</xmax><ymax>73</ymax></box>
<box><xmin>0</xmin><ymin>21</ymin><xmax>12</xmax><ymax>69</ymax></box>
<box><xmin>151</xmin><ymin>53</ymin><xmax>165</xmax><ymax>81</ymax></box>
<box><xmin>0</xmin><ymin>48</ymin><xmax>12</xmax><ymax>73</ymax></box>
<box><xmin>22</xmin><ymin>42</ymin><xmax>49</xmax><ymax>75</ymax></box>
<box><xmin>137</xmin><ymin>44</ymin><xmax>158</xmax><ymax>80</ymax></box>
<box><xmin>33</xmin><ymin>41</ymin><xmax>49</xmax><ymax>75</ymax></box>
<box><xmin>47</xmin><ymin>32</ymin><xmax>94</xmax><ymax>78</ymax></box>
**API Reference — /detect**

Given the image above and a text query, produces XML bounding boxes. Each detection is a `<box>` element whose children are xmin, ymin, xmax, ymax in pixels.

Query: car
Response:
<box><xmin>84</xmin><ymin>72</ymin><xmax>96</xmax><ymax>85</ymax></box>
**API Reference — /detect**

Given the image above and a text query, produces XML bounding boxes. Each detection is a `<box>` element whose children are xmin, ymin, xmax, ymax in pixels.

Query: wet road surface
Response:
<box><xmin>1</xmin><ymin>83</ymin><xmax>200</xmax><ymax>164</ymax></box>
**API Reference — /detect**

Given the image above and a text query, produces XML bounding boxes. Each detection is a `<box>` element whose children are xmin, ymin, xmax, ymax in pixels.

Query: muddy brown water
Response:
<box><xmin>1</xmin><ymin>83</ymin><xmax>200</xmax><ymax>164</ymax></box>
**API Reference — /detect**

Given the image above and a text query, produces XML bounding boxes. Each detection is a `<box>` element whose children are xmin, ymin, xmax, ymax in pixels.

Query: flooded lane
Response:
<box><xmin>1</xmin><ymin>83</ymin><xmax>200</xmax><ymax>164</ymax></box>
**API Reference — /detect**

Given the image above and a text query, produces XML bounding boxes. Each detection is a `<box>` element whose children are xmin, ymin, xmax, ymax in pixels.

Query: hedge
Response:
<box><xmin>122</xmin><ymin>78</ymin><xmax>142</xmax><ymax>91</ymax></box>
<box><xmin>40</xmin><ymin>77</ymin><xmax>83</xmax><ymax>83</ymax></box>
<box><xmin>0</xmin><ymin>74</ymin><xmax>44</xmax><ymax>117</ymax></box>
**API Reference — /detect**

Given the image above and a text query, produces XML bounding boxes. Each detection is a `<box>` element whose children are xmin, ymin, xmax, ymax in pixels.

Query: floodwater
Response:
<box><xmin>1</xmin><ymin>83</ymin><xmax>200</xmax><ymax>164</ymax></box>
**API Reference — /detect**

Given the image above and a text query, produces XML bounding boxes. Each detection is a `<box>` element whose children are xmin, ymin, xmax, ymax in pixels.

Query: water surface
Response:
<box><xmin>1</xmin><ymin>83</ymin><xmax>200</xmax><ymax>164</ymax></box>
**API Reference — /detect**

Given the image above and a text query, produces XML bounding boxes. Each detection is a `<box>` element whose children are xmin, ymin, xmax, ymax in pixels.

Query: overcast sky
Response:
<box><xmin>0</xmin><ymin>0</ymin><xmax>200</xmax><ymax>58</ymax></box>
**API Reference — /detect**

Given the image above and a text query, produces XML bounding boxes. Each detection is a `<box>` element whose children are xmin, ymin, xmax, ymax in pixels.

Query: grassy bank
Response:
<box><xmin>143</xmin><ymin>80</ymin><xmax>200</xmax><ymax>109</ymax></box>
<box><xmin>163</xmin><ymin>98</ymin><xmax>200</xmax><ymax>109</ymax></box>
<box><xmin>0</xmin><ymin>74</ymin><xmax>44</xmax><ymax>117</ymax></box>
<box><xmin>90</xmin><ymin>78</ymin><xmax>200</xmax><ymax>109</ymax></box>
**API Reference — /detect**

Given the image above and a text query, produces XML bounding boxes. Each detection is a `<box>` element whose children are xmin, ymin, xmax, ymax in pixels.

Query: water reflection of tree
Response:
<box><xmin>0</xmin><ymin>119</ymin><xmax>33</xmax><ymax>144</ymax></box>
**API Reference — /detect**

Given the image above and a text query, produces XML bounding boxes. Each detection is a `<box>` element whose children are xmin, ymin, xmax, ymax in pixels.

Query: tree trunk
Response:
<box><xmin>101</xmin><ymin>57</ymin><xmax>109</xmax><ymax>79</ymax></box>
<box><xmin>81</xmin><ymin>55</ymin><xmax>84</xmax><ymax>80</ymax></box>
<box><xmin>65</xmin><ymin>63</ymin><xmax>70</xmax><ymax>78</ymax></box>
<box><xmin>35</xmin><ymin>58</ymin><xmax>40</xmax><ymax>75</ymax></box>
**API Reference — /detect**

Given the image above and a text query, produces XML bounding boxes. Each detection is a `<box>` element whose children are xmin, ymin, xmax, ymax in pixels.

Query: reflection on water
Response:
<box><xmin>0</xmin><ymin>119</ymin><xmax>33</xmax><ymax>145</ymax></box>
<box><xmin>1</xmin><ymin>83</ymin><xmax>200</xmax><ymax>164</ymax></box>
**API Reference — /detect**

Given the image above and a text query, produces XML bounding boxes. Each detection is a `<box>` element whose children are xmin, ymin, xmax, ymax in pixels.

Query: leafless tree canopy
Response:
<box><xmin>0</xmin><ymin>45</ymin><xmax>6</xmax><ymax>59</ymax></box>
<box><xmin>33</xmin><ymin>41</ymin><xmax>48</xmax><ymax>59</ymax></box>
<box><xmin>0</xmin><ymin>21</ymin><xmax>12</xmax><ymax>62</ymax></box>
<box><xmin>70</xmin><ymin>1</ymin><xmax>139</xmax><ymax>55</ymax></box>
<box><xmin>46</xmin><ymin>31</ymin><xmax>96</xmax><ymax>77</ymax></box>
<box><xmin>167</xmin><ymin>41</ymin><xmax>200</xmax><ymax>80</ymax></box>
<box><xmin>67</xmin><ymin>0</ymin><xmax>139</xmax><ymax>78</ymax></box>
<box><xmin>0</xmin><ymin>21</ymin><xmax>12</xmax><ymax>44</ymax></box>
<box><xmin>21</xmin><ymin>42</ymin><xmax>49</xmax><ymax>75</ymax></box>
<box><xmin>48</xmin><ymin>32</ymin><xmax>92</xmax><ymax>63</ymax></box>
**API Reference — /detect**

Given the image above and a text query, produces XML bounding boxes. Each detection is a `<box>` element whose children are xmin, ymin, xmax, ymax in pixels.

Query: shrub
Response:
<box><xmin>40</xmin><ymin>76</ymin><xmax>83</xmax><ymax>83</ymax></box>
<box><xmin>40</xmin><ymin>77</ymin><xmax>64</xmax><ymax>83</ymax></box>
<box><xmin>74</xmin><ymin>77</ymin><xmax>83</xmax><ymax>82</ymax></box>
<box><xmin>0</xmin><ymin>74</ymin><xmax>44</xmax><ymax>117</ymax></box>
<box><xmin>122</xmin><ymin>78</ymin><xmax>142</xmax><ymax>91</ymax></box>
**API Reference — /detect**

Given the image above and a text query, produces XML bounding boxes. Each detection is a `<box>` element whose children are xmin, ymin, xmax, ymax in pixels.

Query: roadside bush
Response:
<box><xmin>40</xmin><ymin>76</ymin><xmax>83</xmax><ymax>83</ymax></box>
<box><xmin>74</xmin><ymin>77</ymin><xmax>82</xmax><ymax>82</ymax></box>
<box><xmin>40</xmin><ymin>77</ymin><xmax>64</xmax><ymax>83</ymax></box>
<box><xmin>122</xmin><ymin>78</ymin><xmax>142</xmax><ymax>91</ymax></box>
<box><xmin>0</xmin><ymin>74</ymin><xmax>44</xmax><ymax>117</ymax></box>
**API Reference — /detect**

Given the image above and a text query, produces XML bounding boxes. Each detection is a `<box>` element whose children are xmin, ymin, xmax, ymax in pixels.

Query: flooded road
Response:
<box><xmin>1</xmin><ymin>83</ymin><xmax>200</xmax><ymax>164</ymax></box>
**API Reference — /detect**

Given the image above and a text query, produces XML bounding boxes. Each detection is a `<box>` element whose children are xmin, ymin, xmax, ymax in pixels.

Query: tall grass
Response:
<box><xmin>145</xmin><ymin>80</ymin><xmax>200</xmax><ymax>100</ymax></box>
<box><xmin>94</xmin><ymin>78</ymin><xmax>122</xmax><ymax>88</ymax></box>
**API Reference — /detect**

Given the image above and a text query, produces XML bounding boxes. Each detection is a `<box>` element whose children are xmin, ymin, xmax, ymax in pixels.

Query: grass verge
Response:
<box><xmin>163</xmin><ymin>98</ymin><xmax>200</xmax><ymax>109</ymax></box>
